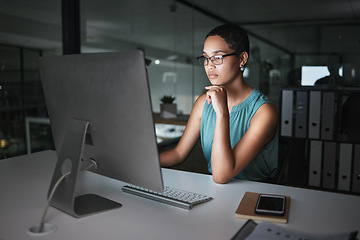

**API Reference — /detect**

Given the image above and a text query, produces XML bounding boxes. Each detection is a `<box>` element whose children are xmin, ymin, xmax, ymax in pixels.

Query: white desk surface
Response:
<box><xmin>1</xmin><ymin>150</ymin><xmax>359</xmax><ymax>240</ymax></box>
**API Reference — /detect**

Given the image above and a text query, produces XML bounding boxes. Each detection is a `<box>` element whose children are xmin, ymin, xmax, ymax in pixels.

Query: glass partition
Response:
<box><xmin>0</xmin><ymin>46</ymin><xmax>24</xmax><ymax>158</ymax></box>
<box><xmin>1</xmin><ymin>0</ymin><xmax>359</xmax><ymax>159</ymax></box>
<box><xmin>82</xmin><ymin>0</ymin><xmax>208</xmax><ymax>114</ymax></box>
<box><xmin>0</xmin><ymin>46</ymin><xmax>54</xmax><ymax>159</ymax></box>
<box><xmin>81</xmin><ymin>0</ymin><xmax>296</xmax><ymax>113</ymax></box>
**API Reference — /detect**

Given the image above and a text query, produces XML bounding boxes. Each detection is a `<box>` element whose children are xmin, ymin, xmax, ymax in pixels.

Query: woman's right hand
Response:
<box><xmin>205</xmin><ymin>85</ymin><xmax>229</xmax><ymax>116</ymax></box>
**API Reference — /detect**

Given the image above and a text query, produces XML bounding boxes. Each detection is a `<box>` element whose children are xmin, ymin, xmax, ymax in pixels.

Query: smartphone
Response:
<box><xmin>255</xmin><ymin>194</ymin><xmax>286</xmax><ymax>216</ymax></box>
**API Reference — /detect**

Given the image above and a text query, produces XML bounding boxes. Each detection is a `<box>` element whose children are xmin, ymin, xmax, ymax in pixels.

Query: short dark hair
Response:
<box><xmin>206</xmin><ymin>24</ymin><xmax>250</xmax><ymax>57</ymax></box>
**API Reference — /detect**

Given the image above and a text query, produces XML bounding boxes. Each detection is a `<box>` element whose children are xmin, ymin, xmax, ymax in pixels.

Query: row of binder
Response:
<box><xmin>280</xmin><ymin>88</ymin><xmax>360</xmax><ymax>142</ymax></box>
<box><xmin>280</xmin><ymin>88</ymin><xmax>360</xmax><ymax>193</ymax></box>
<box><xmin>281</xmin><ymin>89</ymin><xmax>337</xmax><ymax>140</ymax></box>
<box><xmin>308</xmin><ymin>141</ymin><xmax>360</xmax><ymax>193</ymax></box>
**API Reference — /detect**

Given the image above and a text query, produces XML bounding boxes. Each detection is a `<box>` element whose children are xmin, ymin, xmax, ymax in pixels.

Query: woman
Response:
<box><xmin>160</xmin><ymin>24</ymin><xmax>278</xmax><ymax>184</ymax></box>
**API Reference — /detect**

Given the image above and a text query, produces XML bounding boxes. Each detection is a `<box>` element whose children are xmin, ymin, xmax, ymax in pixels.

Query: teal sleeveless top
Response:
<box><xmin>200</xmin><ymin>89</ymin><xmax>278</xmax><ymax>181</ymax></box>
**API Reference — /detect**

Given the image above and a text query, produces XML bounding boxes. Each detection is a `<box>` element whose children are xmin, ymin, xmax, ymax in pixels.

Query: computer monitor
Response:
<box><xmin>301</xmin><ymin>65</ymin><xmax>343</xmax><ymax>86</ymax></box>
<box><xmin>38</xmin><ymin>50</ymin><xmax>164</xmax><ymax>218</ymax></box>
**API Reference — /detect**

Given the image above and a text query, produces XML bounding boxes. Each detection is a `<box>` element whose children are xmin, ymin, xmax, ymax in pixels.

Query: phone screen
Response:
<box><xmin>255</xmin><ymin>194</ymin><xmax>285</xmax><ymax>216</ymax></box>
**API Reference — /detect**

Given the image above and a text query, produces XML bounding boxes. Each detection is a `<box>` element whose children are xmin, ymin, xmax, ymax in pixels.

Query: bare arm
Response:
<box><xmin>206</xmin><ymin>87</ymin><xmax>278</xmax><ymax>184</ymax></box>
<box><xmin>159</xmin><ymin>95</ymin><xmax>206</xmax><ymax>167</ymax></box>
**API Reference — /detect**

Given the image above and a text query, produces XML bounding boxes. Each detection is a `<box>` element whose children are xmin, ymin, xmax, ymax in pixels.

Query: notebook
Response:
<box><xmin>235</xmin><ymin>192</ymin><xmax>290</xmax><ymax>224</ymax></box>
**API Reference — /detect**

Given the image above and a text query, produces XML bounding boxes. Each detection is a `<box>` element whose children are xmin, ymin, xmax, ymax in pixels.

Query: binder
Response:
<box><xmin>308</xmin><ymin>91</ymin><xmax>321</xmax><ymax>139</ymax></box>
<box><xmin>347</xmin><ymin>93</ymin><xmax>360</xmax><ymax>142</ymax></box>
<box><xmin>321</xmin><ymin>92</ymin><xmax>335</xmax><ymax>140</ymax></box>
<box><xmin>295</xmin><ymin>91</ymin><xmax>308</xmax><ymax>138</ymax></box>
<box><xmin>322</xmin><ymin>142</ymin><xmax>336</xmax><ymax>189</ymax></box>
<box><xmin>280</xmin><ymin>90</ymin><xmax>293</xmax><ymax>137</ymax></box>
<box><xmin>352</xmin><ymin>144</ymin><xmax>360</xmax><ymax>193</ymax></box>
<box><xmin>308</xmin><ymin>140</ymin><xmax>322</xmax><ymax>187</ymax></box>
<box><xmin>338</xmin><ymin>143</ymin><xmax>353</xmax><ymax>191</ymax></box>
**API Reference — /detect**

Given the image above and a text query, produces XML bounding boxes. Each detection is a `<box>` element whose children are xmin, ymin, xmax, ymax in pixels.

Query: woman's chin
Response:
<box><xmin>209</xmin><ymin>79</ymin><xmax>221</xmax><ymax>85</ymax></box>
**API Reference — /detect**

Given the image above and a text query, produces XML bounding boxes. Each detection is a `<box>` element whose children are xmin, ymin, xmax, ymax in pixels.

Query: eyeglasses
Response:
<box><xmin>197</xmin><ymin>52</ymin><xmax>237</xmax><ymax>66</ymax></box>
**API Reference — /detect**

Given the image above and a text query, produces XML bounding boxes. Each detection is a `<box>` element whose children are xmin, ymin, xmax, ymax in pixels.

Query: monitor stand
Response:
<box><xmin>47</xmin><ymin>119</ymin><xmax>122</xmax><ymax>218</ymax></box>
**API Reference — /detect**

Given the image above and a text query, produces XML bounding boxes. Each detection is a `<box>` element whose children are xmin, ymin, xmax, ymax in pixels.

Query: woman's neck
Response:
<box><xmin>223</xmin><ymin>77</ymin><xmax>252</xmax><ymax>109</ymax></box>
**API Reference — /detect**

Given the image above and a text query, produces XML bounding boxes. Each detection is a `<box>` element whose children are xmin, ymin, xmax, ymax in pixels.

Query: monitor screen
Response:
<box><xmin>38</xmin><ymin>51</ymin><xmax>164</xmax><ymax>217</ymax></box>
<box><xmin>301</xmin><ymin>65</ymin><xmax>343</xmax><ymax>86</ymax></box>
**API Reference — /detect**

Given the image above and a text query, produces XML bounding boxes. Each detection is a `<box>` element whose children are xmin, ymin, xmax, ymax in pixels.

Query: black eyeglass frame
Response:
<box><xmin>196</xmin><ymin>52</ymin><xmax>238</xmax><ymax>66</ymax></box>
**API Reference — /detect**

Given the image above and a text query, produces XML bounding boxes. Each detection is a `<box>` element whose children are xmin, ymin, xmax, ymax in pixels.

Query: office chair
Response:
<box><xmin>275</xmin><ymin>137</ymin><xmax>293</xmax><ymax>184</ymax></box>
<box><xmin>266</xmin><ymin>137</ymin><xmax>292</xmax><ymax>185</ymax></box>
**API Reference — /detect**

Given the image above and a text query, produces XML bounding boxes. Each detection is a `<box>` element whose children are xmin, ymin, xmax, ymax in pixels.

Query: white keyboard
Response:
<box><xmin>122</xmin><ymin>185</ymin><xmax>213</xmax><ymax>210</ymax></box>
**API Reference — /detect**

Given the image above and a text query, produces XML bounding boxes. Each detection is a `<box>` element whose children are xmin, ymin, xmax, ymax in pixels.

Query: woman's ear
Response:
<box><xmin>239</xmin><ymin>52</ymin><xmax>249</xmax><ymax>68</ymax></box>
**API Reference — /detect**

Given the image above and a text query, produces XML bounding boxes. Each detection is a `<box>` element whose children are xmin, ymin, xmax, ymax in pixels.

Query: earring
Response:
<box><xmin>240</xmin><ymin>65</ymin><xmax>245</xmax><ymax>72</ymax></box>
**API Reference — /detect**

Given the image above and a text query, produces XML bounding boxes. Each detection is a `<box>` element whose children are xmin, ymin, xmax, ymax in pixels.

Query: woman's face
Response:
<box><xmin>202</xmin><ymin>35</ymin><xmax>242</xmax><ymax>86</ymax></box>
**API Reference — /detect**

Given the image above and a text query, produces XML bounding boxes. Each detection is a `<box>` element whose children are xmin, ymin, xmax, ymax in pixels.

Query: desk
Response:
<box><xmin>1</xmin><ymin>151</ymin><xmax>359</xmax><ymax>240</ymax></box>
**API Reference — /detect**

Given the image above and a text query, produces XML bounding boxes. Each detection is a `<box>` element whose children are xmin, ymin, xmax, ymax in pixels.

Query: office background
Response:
<box><xmin>0</xmin><ymin>0</ymin><xmax>359</xmax><ymax>192</ymax></box>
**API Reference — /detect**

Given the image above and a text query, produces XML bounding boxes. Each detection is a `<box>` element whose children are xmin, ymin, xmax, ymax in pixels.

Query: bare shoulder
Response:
<box><xmin>254</xmin><ymin>102</ymin><xmax>278</xmax><ymax>121</ymax></box>
<box><xmin>194</xmin><ymin>94</ymin><xmax>207</xmax><ymax>107</ymax></box>
<box><xmin>247</xmin><ymin>103</ymin><xmax>278</xmax><ymax>144</ymax></box>
<box><xmin>190</xmin><ymin>94</ymin><xmax>207</xmax><ymax>118</ymax></box>
<box><xmin>250</xmin><ymin>102</ymin><xmax>278</xmax><ymax>132</ymax></box>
